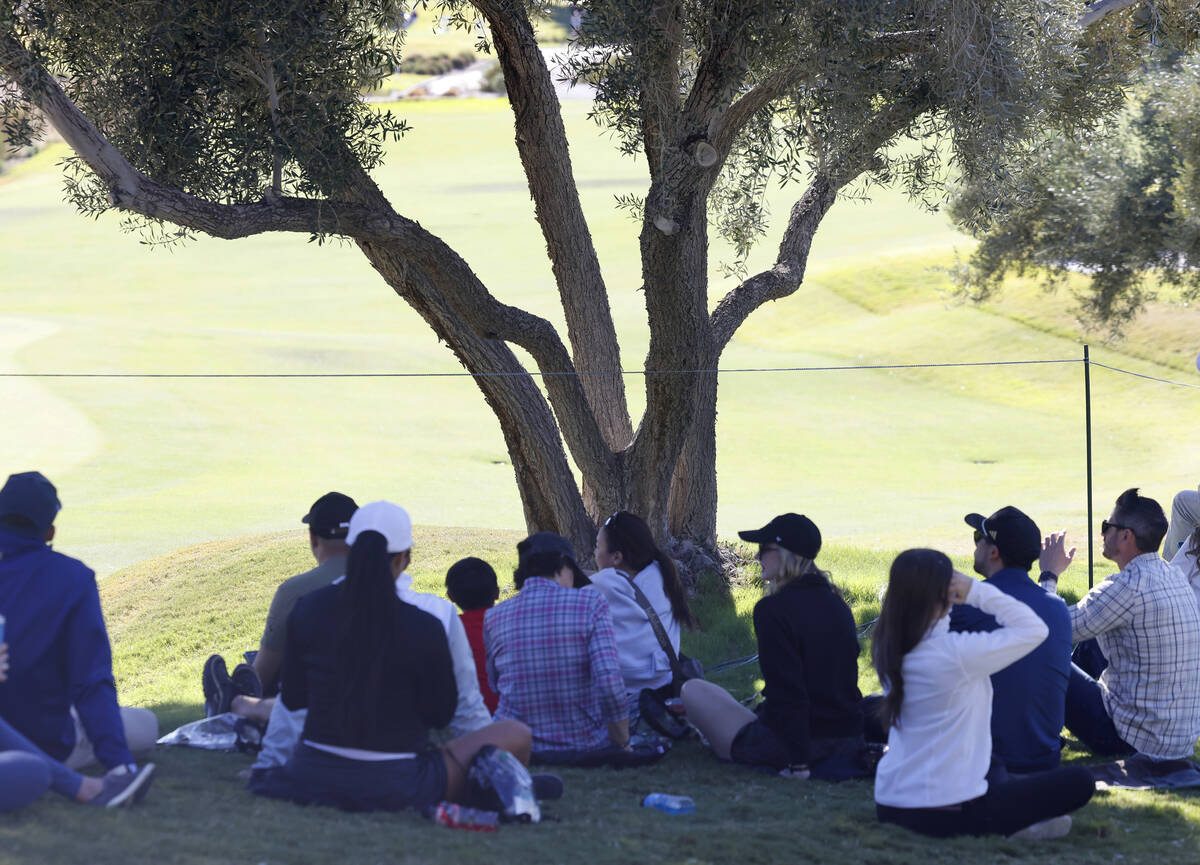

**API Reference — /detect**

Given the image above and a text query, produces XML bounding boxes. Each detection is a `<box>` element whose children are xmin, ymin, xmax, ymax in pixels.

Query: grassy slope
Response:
<box><xmin>1</xmin><ymin>530</ymin><xmax>1194</xmax><ymax>865</ymax></box>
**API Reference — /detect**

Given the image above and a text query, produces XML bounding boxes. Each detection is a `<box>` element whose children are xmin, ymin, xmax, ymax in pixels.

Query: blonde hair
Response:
<box><xmin>765</xmin><ymin>547</ymin><xmax>840</xmax><ymax>599</ymax></box>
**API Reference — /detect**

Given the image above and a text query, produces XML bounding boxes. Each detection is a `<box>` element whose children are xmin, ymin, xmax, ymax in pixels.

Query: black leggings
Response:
<box><xmin>877</xmin><ymin>766</ymin><xmax>1095</xmax><ymax>838</ymax></box>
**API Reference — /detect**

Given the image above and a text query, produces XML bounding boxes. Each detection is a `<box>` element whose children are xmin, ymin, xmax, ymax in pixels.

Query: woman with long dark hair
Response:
<box><xmin>588</xmin><ymin>511</ymin><xmax>697</xmax><ymax>698</ymax></box>
<box><xmin>872</xmin><ymin>548</ymin><xmax>1094</xmax><ymax>839</ymax></box>
<box><xmin>681</xmin><ymin>513</ymin><xmax>866</xmax><ymax>779</ymax></box>
<box><xmin>249</xmin><ymin>501</ymin><xmax>544</xmax><ymax>816</ymax></box>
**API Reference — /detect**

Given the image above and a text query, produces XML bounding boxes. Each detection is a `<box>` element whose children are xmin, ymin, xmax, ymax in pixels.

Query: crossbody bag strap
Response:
<box><xmin>618</xmin><ymin>570</ymin><xmax>682</xmax><ymax>680</ymax></box>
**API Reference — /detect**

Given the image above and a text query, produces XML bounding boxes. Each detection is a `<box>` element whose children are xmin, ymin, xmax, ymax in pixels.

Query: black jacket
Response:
<box><xmin>754</xmin><ymin>574</ymin><xmax>864</xmax><ymax>764</ymax></box>
<box><xmin>281</xmin><ymin>583</ymin><xmax>457</xmax><ymax>752</ymax></box>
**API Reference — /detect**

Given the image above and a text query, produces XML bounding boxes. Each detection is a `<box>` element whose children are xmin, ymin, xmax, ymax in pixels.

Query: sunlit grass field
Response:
<box><xmin>2</xmin><ymin>98</ymin><xmax>1195</xmax><ymax>580</ymax></box>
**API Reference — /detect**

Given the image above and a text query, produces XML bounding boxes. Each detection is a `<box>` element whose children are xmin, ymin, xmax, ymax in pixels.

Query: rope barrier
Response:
<box><xmin>0</xmin><ymin>356</ymin><xmax>1100</xmax><ymax>379</ymax></box>
<box><xmin>1090</xmin><ymin>361</ymin><xmax>1200</xmax><ymax>390</ymax></box>
<box><xmin>1</xmin><ymin>357</ymin><xmax>1196</xmax><ymax>389</ymax></box>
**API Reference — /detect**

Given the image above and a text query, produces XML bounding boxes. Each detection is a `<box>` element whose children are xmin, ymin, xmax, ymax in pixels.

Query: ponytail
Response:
<box><xmin>335</xmin><ymin>530</ymin><xmax>403</xmax><ymax>741</ymax></box>
<box><xmin>602</xmin><ymin>511</ymin><xmax>697</xmax><ymax>629</ymax></box>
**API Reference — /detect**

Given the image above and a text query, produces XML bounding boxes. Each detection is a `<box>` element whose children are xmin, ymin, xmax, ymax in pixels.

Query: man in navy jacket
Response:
<box><xmin>951</xmin><ymin>505</ymin><xmax>1072</xmax><ymax>773</ymax></box>
<box><xmin>0</xmin><ymin>472</ymin><xmax>156</xmax><ymax>774</ymax></box>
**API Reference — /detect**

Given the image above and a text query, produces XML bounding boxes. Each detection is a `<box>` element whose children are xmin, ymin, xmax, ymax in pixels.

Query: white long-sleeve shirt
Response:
<box><xmin>585</xmin><ymin>562</ymin><xmax>679</xmax><ymax>693</ymax></box>
<box><xmin>874</xmin><ymin>580</ymin><xmax>1048</xmax><ymax>809</ymax></box>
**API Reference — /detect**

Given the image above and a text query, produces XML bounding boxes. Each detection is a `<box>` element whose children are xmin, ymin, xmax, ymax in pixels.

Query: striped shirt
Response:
<box><xmin>484</xmin><ymin>578</ymin><xmax>626</xmax><ymax>753</ymax></box>
<box><xmin>1070</xmin><ymin>553</ymin><xmax>1200</xmax><ymax>759</ymax></box>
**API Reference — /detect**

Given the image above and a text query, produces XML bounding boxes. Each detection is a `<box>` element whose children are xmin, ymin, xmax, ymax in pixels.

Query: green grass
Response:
<box><xmin>0</xmin><ymin>99</ymin><xmax>1197</xmax><ymax>581</ymax></box>
<box><xmin>2</xmin><ymin>529</ymin><xmax>1196</xmax><ymax>865</ymax></box>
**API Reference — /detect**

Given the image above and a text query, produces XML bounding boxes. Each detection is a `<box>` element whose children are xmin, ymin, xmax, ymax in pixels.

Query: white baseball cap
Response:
<box><xmin>346</xmin><ymin>501</ymin><xmax>412</xmax><ymax>552</ymax></box>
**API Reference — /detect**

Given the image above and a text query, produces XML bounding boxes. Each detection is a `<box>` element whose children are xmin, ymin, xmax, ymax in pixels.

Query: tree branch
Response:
<box><xmin>470</xmin><ymin>0</ymin><xmax>633</xmax><ymax>450</ymax></box>
<box><xmin>1</xmin><ymin>25</ymin><xmax>619</xmax><ymax>485</ymax></box>
<box><xmin>716</xmin><ymin>31</ymin><xmax>937</xmax><ymax>155</ymax></box>
<box><xmin>710</xmin><ymin>92</ymin><xmax>935</xmax><ymax>349</ymax></box>
<box><xmin>1079</xmin><ymin>0</ymin><xmax>1144</xmax><ymax>27</ymax></box>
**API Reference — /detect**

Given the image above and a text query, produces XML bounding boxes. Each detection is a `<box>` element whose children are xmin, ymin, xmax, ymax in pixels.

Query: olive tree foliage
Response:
<box><xmin>1</xmin><ymin>0</ymin><xmax>1190</xmax><ymax>562</ymax></box>
<box><xmin>950</xmin><ymin>51</ymin><xmax>1200</xmax><ymax>334</ymax></box>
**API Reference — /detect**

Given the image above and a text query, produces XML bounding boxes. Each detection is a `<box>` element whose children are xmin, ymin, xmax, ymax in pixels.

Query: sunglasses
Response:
<box><xmin>1101</xmin><ymin>520</ymin><xmax>1131</xmax><ymax>535</ymax></box>
<box><xmin>972</xmin><ymin>517</ymin><xmax>997</xmax><ymax>545</ymax></box>
<box><xmin>756</xmin><ymin>545</ymin><xmax>780</xmax><ymax>561</ymax></box>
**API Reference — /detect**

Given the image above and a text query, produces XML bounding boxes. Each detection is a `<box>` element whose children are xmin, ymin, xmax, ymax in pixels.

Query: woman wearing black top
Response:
<box><xmin>249</xmin><ymin>501</ymin><xmax>537</xmax><ymax>813</ymax></box>
<box><xmin>682</xmin><ymin>513</ymin><xmax>866</xmax><ymax>779</ymax></box>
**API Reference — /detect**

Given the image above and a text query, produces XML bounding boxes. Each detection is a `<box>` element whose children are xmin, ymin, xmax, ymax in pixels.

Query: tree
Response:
<box><xmin>1</xmin><ymin>0</ymin><xmax>1191</xmax><ymax>564</ymax></box>
<box><xmin>950</xmin><ymin>52</ymin><xmax>1200</xmax><ymax>333</ymax></box>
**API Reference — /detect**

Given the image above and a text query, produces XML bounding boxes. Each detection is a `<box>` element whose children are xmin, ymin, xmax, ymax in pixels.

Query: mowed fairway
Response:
<box><xmin>1</xmin><ymin>98</ymin><xmax>1198</xmax><ymax>577</ymax></box>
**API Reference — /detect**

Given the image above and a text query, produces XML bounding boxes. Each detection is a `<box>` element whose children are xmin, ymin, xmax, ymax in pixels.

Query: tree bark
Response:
<box><xmin>473</xmin><ymin>0</ymin><xmax>633</xmax><ymax>454</ymax></box>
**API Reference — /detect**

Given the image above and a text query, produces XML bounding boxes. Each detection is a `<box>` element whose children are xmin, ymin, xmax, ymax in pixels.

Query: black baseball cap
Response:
<box><xmin>0</xmin><ymin>471</ymin><xmax>61</xmax><ymax>537</ymax></box>
<box><xmin>964</xmin><ymin>506</ymin><xmax>1041</xmax><ymax>570</ymax></box>
<box><xmin>302</xmin><ymin>492</ymin><xmax>358</xmax><ymax>539</ymax></box>
<box><xmin>739</xmin><ymin>513</ymin><xmax>821</xmax><ymax>559</ymax></box>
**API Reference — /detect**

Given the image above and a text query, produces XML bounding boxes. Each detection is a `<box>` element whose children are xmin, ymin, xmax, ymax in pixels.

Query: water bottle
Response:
<box><xmin>642</xmin><ymin>793</ymin><xmax>695</xmax><ymax>814</ymax></box>
<box><xmin>431</xmin><ymin>801</ymin><xmax>500</xmax><ymax>832</ymax></box>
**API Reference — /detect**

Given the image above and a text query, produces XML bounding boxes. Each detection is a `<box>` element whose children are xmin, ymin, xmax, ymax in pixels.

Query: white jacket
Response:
<box><xmin>874</xmin><ymin>579</ymin><xmax>1048</xmax><ymax>808</ymax></box>
<box><xmin>586</xmin><ymin>562</ymin><xmax>679</xmax><ymax>693</ymax></box>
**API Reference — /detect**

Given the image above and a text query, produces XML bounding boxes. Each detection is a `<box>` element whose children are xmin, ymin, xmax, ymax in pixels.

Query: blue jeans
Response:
<box><xmin>1064</xmin><ymin>661</ymin><xmax>1134</xmax><ymax>757</ymax></box>
<box><xmin>0</xmin><ymin>714</ymin><xmax>85</xmax><ymax>804</ymax></box>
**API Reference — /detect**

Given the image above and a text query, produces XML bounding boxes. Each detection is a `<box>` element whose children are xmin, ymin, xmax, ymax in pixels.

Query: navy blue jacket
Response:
<box><xmin>950</xmin><ymin>568</ymin><xmax>1071</xmax><ymax>773</ymax></box>
<box><xmin>0</xmin><ymin>527</ymin><xmax>132</xmax><ymax>769</ymax></box>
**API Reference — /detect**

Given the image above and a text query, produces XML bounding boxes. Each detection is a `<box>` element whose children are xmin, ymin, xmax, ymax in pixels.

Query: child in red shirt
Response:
<box><xmin>446</xmin><ymin>557</ymin><xmax>501</xmax><ymax>714</ymax></box>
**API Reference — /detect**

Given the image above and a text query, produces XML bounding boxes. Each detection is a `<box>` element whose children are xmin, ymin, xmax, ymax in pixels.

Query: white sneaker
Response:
<box><xmin>1008</xmin><ymin>814</ymin><xmax>1071</xmax><ymax>840</ymax></box>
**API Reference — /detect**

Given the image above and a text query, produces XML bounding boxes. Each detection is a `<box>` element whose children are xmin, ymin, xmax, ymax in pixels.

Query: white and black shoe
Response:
<box><xmin>89</xmin><ymin>763</ymin><xmax>156</xmax><ymax>808</ymax></box>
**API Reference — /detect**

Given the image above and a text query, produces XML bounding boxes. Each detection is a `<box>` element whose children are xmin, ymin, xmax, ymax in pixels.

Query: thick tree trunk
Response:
<box><xmin>359</xmin><ymin>241</ymin><xmax>597</xmax><ymax>553</ymax></box>
<box><xmin>667</xmin><ymin>367</ymin><xmax>718</xmax><ymax>545</ymax></box>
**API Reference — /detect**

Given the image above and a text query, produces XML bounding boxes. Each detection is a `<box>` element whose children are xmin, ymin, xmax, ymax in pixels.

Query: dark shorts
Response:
<box><xmin>729</xmin><ymin>721</ymin><xmax>873</xmax><ymax>780</ymax></box>
<box><xmin>248</xmin><ymin>743</ymin><xmax>447</xmax><ymax>812</ymax></box>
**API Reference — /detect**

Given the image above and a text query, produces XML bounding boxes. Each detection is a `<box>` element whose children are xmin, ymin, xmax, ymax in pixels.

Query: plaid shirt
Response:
<box><xmin>484</xmin><ymin>578</ymin><xmax>626</xmax><ymax>752</ymax></box>
<box><xmin>1071</xmin><ymin>553</ymin><xmax>1200</xmax><ymax>759</ymax></box>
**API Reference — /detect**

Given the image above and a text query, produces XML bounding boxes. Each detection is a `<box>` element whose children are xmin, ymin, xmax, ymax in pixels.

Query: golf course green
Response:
<box><xmin>0</xmin><ymin>98</ymin><xmax>1196</xmax><ymax>578</ymax></box>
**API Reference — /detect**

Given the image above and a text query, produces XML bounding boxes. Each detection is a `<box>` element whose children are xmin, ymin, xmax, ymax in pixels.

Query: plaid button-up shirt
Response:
<box><xmin>1071</xmin><ymin>553</ymin><xmax>1200</xmax><ymax>759</ymax></box>
<box><xmin>484</xmin><ymin>577</ymin><xmax>627</xmax><ymax>753</ymax></box>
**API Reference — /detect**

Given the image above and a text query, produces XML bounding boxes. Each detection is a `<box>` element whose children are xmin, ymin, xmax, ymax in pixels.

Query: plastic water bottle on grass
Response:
<box><xmin>431</xmin><ymin>801</ymin><xmax>500</xmax><ymax>832</ymax></box>
<box><xmin>642</xmin><ymin>793</ymin><xmax>695</xmax><ymax>814</ymax></box>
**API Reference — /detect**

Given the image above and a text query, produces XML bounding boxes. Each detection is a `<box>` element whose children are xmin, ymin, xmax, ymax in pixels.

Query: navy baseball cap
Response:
<box><xmin>965</xmin><ymin>506</ymin><xmax>1041</xmax><ymax>570</ymax></box>
<box><xmin>0</xmin><ymin>471</ymin><xmax>62</xmax><ymax>537</ymax></box>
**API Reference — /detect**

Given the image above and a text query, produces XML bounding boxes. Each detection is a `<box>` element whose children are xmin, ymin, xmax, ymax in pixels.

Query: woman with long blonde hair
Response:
<box><xmin>682</xmin><ymin>513</ymin><xmax>866</xmax><ymax>779</ymax></box>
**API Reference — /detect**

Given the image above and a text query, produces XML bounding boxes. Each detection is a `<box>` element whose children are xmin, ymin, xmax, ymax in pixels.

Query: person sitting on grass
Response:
<box><xmin>952</xmin><ymin>506</ymin><xmax>1072</xmax><ymax>774</ymax></box>
<box><xmin>0</xmin><ymin>471</ymin><xmax>158</xmax><ymax>776</ymax></box>
<box><xmin>204</xmin><ymin>492</ymin><xmax>359</xmax><ymax>724</ymax></box>
<box><xmin>1168</xmin><ymin>523</ymin><xmax>1200</xmax><ymax>607</ymax></box>
<box><xmin>587</xmin><ymin>511</ymin><xmax>697</xmax><ymax>706</ymax></box>
<box><xmin>1162</xmin><ymin>482</ymin><xmax>1199</xmax><ymax>559</ymax></box>
<box><xmin>249</xmin><ymin>503</ymin><xmax>493</xmax><ymax>772</ymax></box>
<box><xmin>1039</xmin><ymin>488</ymin><xmax>1200</xmax><ymax>761</ymax></box>
<box><xmin>248</xmin><ymin>501</ymin><xmax>547</xmax><ymax>814</ymax></box>
<box><xmin>682</xmin><ymin>513</ymin><xmax>867</xmax><ymax>780</ymax></box>
<box><xmin>873</xmin><ymin>549</ymin><xmax>1094</xmax><ymax>840</ymax></box>
<box><xmin>446</xmin><ymin>557</ymin><xmax>501</xmax><ymax>714</ymax></box>
<box><xmin>485</xmin><ymin>532</ymin><xmax>630</xmax><ymax>762</ymax></box>
<box><xmin>0</xmin><ymin>643</ymin><xmax>154</xmax><ymax>810</ymax></box>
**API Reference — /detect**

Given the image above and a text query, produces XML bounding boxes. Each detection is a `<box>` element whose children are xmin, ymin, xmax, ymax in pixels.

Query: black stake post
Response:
<box><xmin>1084</xmin><ymin>344</ymin><xmax>1094</xmax><ymax>588</ymax></box>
